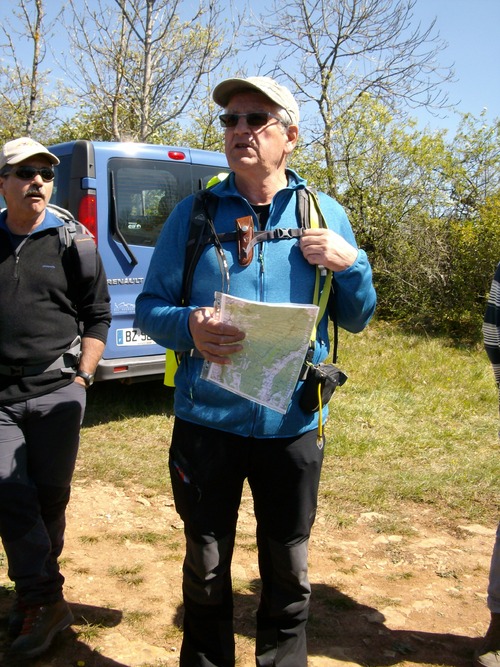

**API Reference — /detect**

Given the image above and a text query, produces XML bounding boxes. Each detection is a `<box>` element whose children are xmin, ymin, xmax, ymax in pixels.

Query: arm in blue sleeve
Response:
<box><xmin>317</xmin><ymin>192</ymin><xmax>376</xmax><ymax>333</ymax></box>
<box><xmin>332</xmin><ymin>249</ymin><xmax>376</xmax><ymax>333</ymax></box>
<box><xmin>135</xmin><ymin>198</ymin><xmax>197</xmax><ymax>351</ymax></box>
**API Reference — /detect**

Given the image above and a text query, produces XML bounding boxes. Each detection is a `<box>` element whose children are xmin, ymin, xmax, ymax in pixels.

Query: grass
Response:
<box><xmin>113</xmin><ymin>531</ymin><xmax>172</xmax><ymax>545</ymax></box>
<box><xmin>322</xmin><ymin>321</ymin><xmax>498</xmax><ymax>525</ymax></box>
<box><xmin>123</xmin><ymin>609</ymin><xmax>154</xmax><ymax>629</ymax></box>
<box><xmin>76</xmin><ymin>620</ymin><xmax>105</xmax><ymax>643</ymax></box>
<box><xmin>108</xmin><ymin>564</ymin><xmax>145</xmax><ymax>587</ymax></box>
<box><xmin>78</xmin><ymin>320</ymin><xmax>499</xmax><ymax>528</ymax></box>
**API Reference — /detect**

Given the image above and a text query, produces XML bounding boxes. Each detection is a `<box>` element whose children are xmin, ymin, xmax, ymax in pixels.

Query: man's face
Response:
<box><xmin>0</xmin><ymin>156</ymin><xmax>54</xmax><ymax>223</ymax></box>
<box><xmin>223</xmin><ymin>91</ymin><xmax>298</xmax><ymax>177</ymax></box>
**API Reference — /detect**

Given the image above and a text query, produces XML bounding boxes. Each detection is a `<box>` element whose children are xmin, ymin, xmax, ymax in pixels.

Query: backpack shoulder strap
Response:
<box><xmin>303</xmin><ymin>188</ymin><xmax>339</xmax><ymax>363</ymax></box>
<box><xmin>71</xmin><ymin>225</ymin><xmax>97</xmax><ymax>283</ymax></box>
<box><xmin>51</xmin><ymin>205</ymin><xmax>97</xmax><ymax>283</ymax></box>
<box><xmin>164</xmin><ymin>188</ymin><xmax>220</xmax><ymax>387</ymax></box>
<box><xmin>296</xmin><ymin>187</ymin><xmax>310</xmax><ymax>229</ymax></box>
<box><xmin>181</xmin><ymin>189</ymin><xmax>219</xmax><ymax>306</ymax></box>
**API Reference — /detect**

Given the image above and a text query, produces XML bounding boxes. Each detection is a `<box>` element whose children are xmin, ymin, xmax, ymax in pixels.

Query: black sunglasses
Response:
<box><xmin>219</xmin><ymin>112</ymin><xmax>286</xmax><ymax>128</ymax></box>
<box><xmin>3</xmin><ymin>165</ymin><xmax>55</xmax><ymax>182</ymax></box>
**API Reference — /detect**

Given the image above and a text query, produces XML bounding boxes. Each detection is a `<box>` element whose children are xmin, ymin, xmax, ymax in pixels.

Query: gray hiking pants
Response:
<box><xmin>0</xmin><ymin>382</ymin><xmax>86</xmax><ymax>604</ymax></box>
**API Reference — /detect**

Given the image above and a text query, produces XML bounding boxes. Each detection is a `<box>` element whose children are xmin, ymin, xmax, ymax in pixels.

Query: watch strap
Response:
<box><xmin>76</xmin><ymin>370</ymin><xmax>94</xmax><ymax>387</ymax></box>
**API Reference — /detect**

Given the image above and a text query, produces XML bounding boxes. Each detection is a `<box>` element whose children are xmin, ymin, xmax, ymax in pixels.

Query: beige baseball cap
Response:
<box><xmin>213</xmin><ymin>76</ymin><xmax>300</xmax><ymax>126</ymax></box>
<box><xmin>0</xmin><ymin>137</ymin><xmax>60</xmax><ymax>170</ymax></box>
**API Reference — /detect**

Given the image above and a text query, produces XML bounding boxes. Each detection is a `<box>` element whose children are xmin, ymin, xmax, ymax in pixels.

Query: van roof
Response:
<box><xmin>49</xmin><ymin>139</ymin><xmax>228</xmax><ymax>167</ymax></box>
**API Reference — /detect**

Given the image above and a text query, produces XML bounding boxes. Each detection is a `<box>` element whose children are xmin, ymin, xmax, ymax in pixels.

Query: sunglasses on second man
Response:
<box><xmin>1</xmin><ymin>165</ymin><xmax>55</xmax><ymax>183</ymax></box>
<box><xmin>219</xmin><ymin>112</ymin><xmax>288</xmax><ymax>129</ymax></box>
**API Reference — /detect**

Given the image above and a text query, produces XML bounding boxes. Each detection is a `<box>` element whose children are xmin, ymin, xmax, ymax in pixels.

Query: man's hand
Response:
<box><xmin>189</xmin><ymin>307</ymin><xmax>245</xmax><ymax>364</ymax></box>
<box><xmin>300</xmin><ymin>228</ymin><xmax>358</xmax><ymax>272</ymax></box>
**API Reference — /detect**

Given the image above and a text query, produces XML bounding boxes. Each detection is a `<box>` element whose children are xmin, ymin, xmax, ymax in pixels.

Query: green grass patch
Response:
<box><xmin>113</xmin><ymin>531</ymin><xmax>171</xmax><ymax>546</ymax></box>
<box><xmin>108</xmin><ymin>564</ymin><xmax>145</xmax><ymax>587</ymax></box>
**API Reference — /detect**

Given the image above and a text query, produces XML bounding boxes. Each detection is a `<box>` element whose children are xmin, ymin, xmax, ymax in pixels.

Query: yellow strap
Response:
<box><xmin>317</xmin><ymin>382</ymin><xmax>323</xmax><ymax>437</ymax></box>
<box><xmin>164</xmin><ymin>348</ymin><xmax>178</xmax><ymax>387</ymax></box>
<box><xmin>309</xmin><ymin>191</ymin><xmax>333</xmax><ymax>341</ymax></box>
<box><xmin>316</xmin><ymin>381</ymin><xmax>325</xmax><ymax>449</ymax></box>
<box><xmin>308</xmin><ymin>190</ymin><xmax>332</xmax><ymax>448</ymax></box>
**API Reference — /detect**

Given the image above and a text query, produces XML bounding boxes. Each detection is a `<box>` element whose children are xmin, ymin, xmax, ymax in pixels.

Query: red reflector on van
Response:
<box><xmin>113</xmin><ymin>366</ymin><xmax>129</xmax><ymax>374</ymax></box>
<box><xmin>167</xmin><ymin>151</ymin><xmax>186</xmax><ymax>161</ymax></box>
<box><xmin>78</xmin><ymin>194</ymin><xmax>98</xmax><ymax>242</ymax></box>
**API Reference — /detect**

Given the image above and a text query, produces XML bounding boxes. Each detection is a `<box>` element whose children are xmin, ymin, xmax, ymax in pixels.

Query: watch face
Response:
<box><xmin>78</xmin><ymin>371</ymin><xmax>94</xmax><ymax>387</ymax></box>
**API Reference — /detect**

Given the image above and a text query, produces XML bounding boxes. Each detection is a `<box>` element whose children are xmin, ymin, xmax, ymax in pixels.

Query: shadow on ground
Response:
<box><xmin>83</xmin><ymin>379</ymin><xmax>173</xmax><ymax>426</ymax></box>
<box><xmin>169</xmin><ymin>580</ymin><xmax>479</xmax><ymax>667</ymax></box>
<box><xmin>0</xmin><ymin>586</ymin><xmax>126</xmax><ymax>666</ymax></box>
<box><xmin>0</xmin><ymin>578</ymin><xmax>480</xmax><ymax>667</ymax></box>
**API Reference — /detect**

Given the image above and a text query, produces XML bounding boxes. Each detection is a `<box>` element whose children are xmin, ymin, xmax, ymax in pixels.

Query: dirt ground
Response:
<box><xmin>0</xmin><ymin>478</ymin><xmax>495</xmax><ymax>667</ymax></box>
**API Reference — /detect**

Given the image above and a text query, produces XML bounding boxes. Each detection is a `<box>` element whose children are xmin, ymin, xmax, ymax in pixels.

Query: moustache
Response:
<box><xmin>25</xmin><ymin>189</ymin><xmax>45</xmax><ymax>199</ymax></box>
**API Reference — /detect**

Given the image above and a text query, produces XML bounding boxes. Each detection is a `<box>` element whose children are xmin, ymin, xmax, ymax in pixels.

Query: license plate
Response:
<box><xmin>116</xmin><ymin>328</ymin><xmax>155</xmax><ymax>346</ymax></box>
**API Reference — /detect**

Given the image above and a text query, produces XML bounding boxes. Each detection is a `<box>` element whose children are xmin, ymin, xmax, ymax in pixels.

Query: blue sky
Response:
<box><xmin>1</xmin><ymin>0</ymin><xmax>498</xmax><ymax>137</ymax></box>
<box><xmin>409</xmin><ymin>0</ymin><xmax>500</xmax><ymax>134</ymax></box>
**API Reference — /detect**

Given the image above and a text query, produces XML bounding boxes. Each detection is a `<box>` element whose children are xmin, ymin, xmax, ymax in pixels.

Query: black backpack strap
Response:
<box><xmin>57</xmin><ymin>219</ymin><xmax>97</xmax><ymax>283</ymax></box>
<box><xmin>72</xmin><ymin>228</ymin><xmax>97</xmax><ymax>282</ymax></box>
<box><xmin>181</xmin><ymin>190</ymin><xmax>219</xmax><ymax>306</ymax></box>
<box><xmin>296</xmin><ymin>187</ymin><xmax>310</xmax><ymax>230</ymax></box>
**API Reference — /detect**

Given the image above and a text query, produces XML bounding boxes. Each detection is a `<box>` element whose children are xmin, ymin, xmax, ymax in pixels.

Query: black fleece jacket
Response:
<box><xmin>0</xmin><ymin>209</ymin><xmax>111</xmax><ymax>404</ymax></box>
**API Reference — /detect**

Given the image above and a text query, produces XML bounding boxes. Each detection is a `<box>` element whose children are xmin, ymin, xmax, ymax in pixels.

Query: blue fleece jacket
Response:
<box><xmin>136</xmin><ymin>170</ymin><xmax>376</xmax><ymax>437</ymax></box>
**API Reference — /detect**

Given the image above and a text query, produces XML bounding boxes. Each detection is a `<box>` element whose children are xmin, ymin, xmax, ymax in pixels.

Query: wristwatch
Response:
<box><xmin>76</xmin><ymin>370</ymin><xmax>95</xmax><ymax>388</ymax></box>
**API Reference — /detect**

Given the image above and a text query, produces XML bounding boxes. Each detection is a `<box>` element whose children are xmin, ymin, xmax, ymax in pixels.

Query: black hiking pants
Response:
<box><xmin>169</xmin><ymin>417</ymin><xmax>324</xmax><ymax>667</ymax></box>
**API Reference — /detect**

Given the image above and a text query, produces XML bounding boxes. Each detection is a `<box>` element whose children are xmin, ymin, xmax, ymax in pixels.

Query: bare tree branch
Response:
<box><xmin>0</xmin><ymin>0</ymin><xmax>61</xmax><ymax>139</ymax></box>
<box><xmin>62</xmin><ymin>0</ymin><xmax>239</xmax><ymax>142</ymax></box>
<box><xmin>245</xmin><ymin>0</ymin><xmax>455</xmax><ymax>195</ymax></box>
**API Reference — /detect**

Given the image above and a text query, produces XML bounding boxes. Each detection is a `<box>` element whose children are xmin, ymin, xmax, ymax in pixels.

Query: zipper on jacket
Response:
<box><xmin>258</xmin><ymin>249</ymin><xmax>265</xmax><ymax>301</ymax></box>
<box><xmin>14</xmin><ymin>254</ymin><xmax>20</xmax><ymax>280</ymax></box>
<box><xmin>12</xmin><ymin>235</ymin><xmax>32</xmax><ymax>280</ymax></box>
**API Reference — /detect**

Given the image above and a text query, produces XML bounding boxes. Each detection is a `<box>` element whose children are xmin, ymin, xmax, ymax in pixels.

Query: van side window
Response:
<box><xmin>109</xmin><ymin>158</ymin><xmax>192</xmax><ymax>247</ymax></box>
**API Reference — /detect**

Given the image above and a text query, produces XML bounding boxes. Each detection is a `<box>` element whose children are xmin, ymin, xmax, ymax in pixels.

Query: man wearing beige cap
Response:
<box><xmin>0</xmin><ymin>138</ymin><xmax>111</xmax><ymax>659</ymax></box>
<box><xmin>137</xmin><ymin>76</ymin><xmax>376</xmax><ymax>666</ymax></box>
